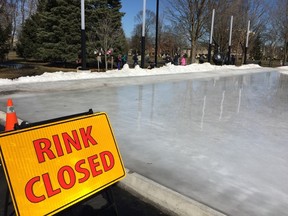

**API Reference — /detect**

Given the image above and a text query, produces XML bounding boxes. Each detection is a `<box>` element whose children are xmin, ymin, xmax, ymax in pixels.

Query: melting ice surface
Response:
<box><xmin>112</xmin><ymin>72</ymin><xmax>288</xmax><ymax>216</ymax></box>
<box><xmin>0</xmin><ymin>70</ymin><xmax>288</xmax><ymax>216</ymax></box>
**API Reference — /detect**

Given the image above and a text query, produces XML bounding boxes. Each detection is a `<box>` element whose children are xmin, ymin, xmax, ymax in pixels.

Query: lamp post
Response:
<box><xmin>80</xmin><ymin>0</ymin><xmax>87</xmax><ymax>70</ymax></box>
<box><xmin>228</xmin><ymin>16</ymin><xmax>233</xmax><ymax>64</ymax></box>
<box><xmin>244</xmin><ymin>20</ymin><xmax>250</xmax><ymax>65</ymax></box>
<box><xmin>154</xmin><ymin>0</ymin><xmax>159</xmax><ymax>67</ymax></box>
<box><xmin>141</xmin><ymin>0</ymin><xmax>146</xmax><ymax>68</ymax></box>
<box><xmin>208</xmin><ymin>9</ymin><xmax>215</xmax><ymax>63</ymax></box>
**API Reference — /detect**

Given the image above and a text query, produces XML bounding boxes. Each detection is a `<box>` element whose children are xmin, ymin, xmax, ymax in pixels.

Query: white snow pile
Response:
<box><xmin>0</xmin><ymin>62</ymin><xmax>272</xmax><ymax>86</ymax></box>
<box><xmin>275</xmin><ymin>66</ymin><xmax>288</xmax><ymax>75</ymax></box>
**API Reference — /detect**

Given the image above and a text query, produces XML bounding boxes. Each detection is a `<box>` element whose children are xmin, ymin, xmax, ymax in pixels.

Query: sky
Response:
<box><xmin>120</xmin><ymin>0</ymin><xmax>161</xmax><ymax>37</ymax></box>
<box><xmin>0</xmin><ymin>63</ymin><xmax>287</xmax><ymax>86</ymax></box>
<box><xmin>119</xmin><ymin>0</ymin><xmax>276</xmax><ymax>38</ymax></box>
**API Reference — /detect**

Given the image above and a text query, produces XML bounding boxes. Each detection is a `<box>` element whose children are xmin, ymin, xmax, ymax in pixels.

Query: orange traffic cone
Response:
<box><xmin>5</xmin><ymin>99</ymin><xmax>19</xmax><ymax>131</ymax></box>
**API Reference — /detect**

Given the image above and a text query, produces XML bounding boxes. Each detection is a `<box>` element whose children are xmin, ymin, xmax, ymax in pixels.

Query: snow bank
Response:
<box><xmin>276</xmin><ymin>66</ymin><xmax>288</xmax><ymax>75</ymax></box>
<box><xmin>0</xmin><ymin>63</ymin><xmax>265</xmax><ymax>86</ymax></box>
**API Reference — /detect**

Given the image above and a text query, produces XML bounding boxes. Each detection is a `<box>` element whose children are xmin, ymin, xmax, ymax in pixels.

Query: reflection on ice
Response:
<box><xmin>201</xmin><ymin>95</ymin><xmax>206</xmax><ymax>129</ymax></box>
<box><xmin>112</xmin><ymin>72</ymin><xmax>288</xmax><ymax>216</ymax></box>
<box><xmin>118</xmin><ymin>73</ymin><xmax>280</xmax><ymax>133</ymax></box>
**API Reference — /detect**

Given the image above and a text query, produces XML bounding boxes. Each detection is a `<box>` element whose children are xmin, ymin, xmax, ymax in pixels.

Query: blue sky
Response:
<box><xmin>120</xmin><ymin>0</ymin><xmax>159</xmax><ymax>37</ymax></box>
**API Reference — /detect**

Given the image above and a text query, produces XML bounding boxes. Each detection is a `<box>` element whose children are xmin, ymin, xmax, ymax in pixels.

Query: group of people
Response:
<box><xmin>116</xmin><ymin>54</ymin><xmax>127</xmax><ymax>70</ymax></box>
<box><xmin>77</xmin><ymin>50</ymin><xmax>239</xmax><ymax>70</ymax></box>
<box><xmin>132</xmin><ymin>53</ymin><xmax>187</xmax><ymax>68</ymax></box>
<box><xmin>164</xmin><ymin>53</ymin><xmax>186</xmax><ymax>66</ymax></box>
<box><xmin>77</xmin><ymin>52</ymin><xmax>188</xmax><ymax>70</ymax></box>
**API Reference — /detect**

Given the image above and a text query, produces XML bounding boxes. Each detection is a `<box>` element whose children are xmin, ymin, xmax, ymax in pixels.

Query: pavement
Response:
<box><xmin>0</xmin><ymin>165</ymin><xmax>170</xmax><ymax>216</ymax></box>
<box><xmin>0</xmin><ymin>155</ymin><xmax>219</xmax><ymax>216</ymax></box>
<box><xmin>0</xmin><ymin>164</ymin><xmax>223</xmax><ymax>216</ymax></box>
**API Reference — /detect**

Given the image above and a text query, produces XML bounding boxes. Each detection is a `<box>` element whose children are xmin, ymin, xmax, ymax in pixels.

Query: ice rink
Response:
<box><xmin>0</xmin><ymin>68</ymin><xmax>287</xmax><ymax>215</ymax></box>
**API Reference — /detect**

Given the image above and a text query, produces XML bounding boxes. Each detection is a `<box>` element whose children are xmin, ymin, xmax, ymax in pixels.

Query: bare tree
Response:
<box><xmin>135</xmin><ymin>9</ymin><xmax>156</xmax><ymax>37</ymax></box>
<box><xmin>160</xmin><ymin>24</ymin><xmax>187</xmax><ymax>56</ymax></box>
<box><xmin>27</xmin><ymin>0</ymin><xmax>37</xmax><ymax>17</ymax></box>
<box><xmin>8</xmin><ymin>0</ymin><xmax>38</xmax><ymax>49</ymax></box>
<box><xmin>208</xmin><ymin>0</ymin><xmax>267</xmax><ymax>64</ymax></box>
<box><xmin>10</xmin><ymin>0</ymin><xmax>19</xmax><ymax>48</ymax></box>
<box><xmin>165</xmin><ymin>0</ymin><xmax>211</xmax><ymax>63</ymax></box>
<box><xmin>208</xmin><ymin>0</ymin><xmax>234</xmax><ymax>53</ymax></box>
<box><xmin>270</xmin><ymin>0</ymin><xmax>288</xmax><ymax>65</ymax></box>
<box><xmin>89</xmin><ymin>15</ymin><xmax>122</xmax><ymax>71</ymax></box>
<box><xmin>231</xmin><ymin>0</ymin><xmax>267</xmax><ymax>63</ymax></box>
<box><xmin>130</xmin><ymin>24</ymin><xmax>142</xmax><ymax>53</ymax></box>
<box><xmin>132</xmin><ymin>9</ymin><xmax>156</xmax><ymax>56</ymax></box>
<box><xmin>0</xmin><ymin>0</ymin><xmax>11</xmax><ymax>28</ymax></box>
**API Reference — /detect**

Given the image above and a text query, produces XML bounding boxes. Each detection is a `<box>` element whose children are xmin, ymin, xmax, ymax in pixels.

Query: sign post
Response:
<box><xmin>0</xmin><ymin>112</ymin><xmax>125</xmax><ymax>216</ymax></box>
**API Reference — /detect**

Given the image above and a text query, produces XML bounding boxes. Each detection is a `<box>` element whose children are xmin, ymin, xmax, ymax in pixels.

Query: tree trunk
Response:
<box><xmin>190</xmin><ymin>40</ymin><xmax>196</xmax><ymax>64</ymax></box>
<box><xmin>284</xmin><ymin>40</ymin><xmax>287</xmax><ymax>66</ymax></box>
<box><xmin>21</xmin><ymin>0</ymin><xmax>26</xmax><ymax>25</ymax></box>
<box><xmin>105</xmin><ymin>54</ymin><xmax>108</xmax><ymax>71</ymax></box>
<box><xmin>111</xmin><ymin>56</ymin><xmax>114</xmax><ymax>70</ymax></box>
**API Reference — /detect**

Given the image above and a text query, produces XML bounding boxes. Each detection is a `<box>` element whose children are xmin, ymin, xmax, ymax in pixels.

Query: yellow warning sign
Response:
<box><xmin>0</xmin><ymin>112</ymin><xmax>125</xmax><ymax>216</ymax></box>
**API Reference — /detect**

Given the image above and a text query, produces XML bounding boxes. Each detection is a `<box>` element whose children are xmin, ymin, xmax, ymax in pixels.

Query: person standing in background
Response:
<box><xmin>181</xmin><ymin>54</ymin><xmax>186</xmax><ymax>66</ymax></box>
<box><xmin>117</xmin><ymin>54</ymin><xmax>122</xmax><ymax>70</ymax></box>
<box><xmin>133</xmin><ymin>53</ymin><xmax>138</xmax><ymax>67</ymax></box>
<box><xmin>122</xmin><ymin>54</ymin><xmax>127</xmax><ymax>66</ymax></box>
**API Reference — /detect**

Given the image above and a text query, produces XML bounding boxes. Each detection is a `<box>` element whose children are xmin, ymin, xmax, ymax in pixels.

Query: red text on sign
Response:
<box><xmin>33</xmin><ymin>126</ymin><xmax>97</xmax><ymax>163</ymax></box>
<box><xmin>25</xmin><ymin>151</ymin><xmax>115</xmax><ymax>203</ymax></box>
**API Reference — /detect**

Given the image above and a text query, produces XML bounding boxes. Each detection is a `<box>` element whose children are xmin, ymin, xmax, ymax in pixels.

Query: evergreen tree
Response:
<box><xmin>0</xmin><ymin>3</ymin><xmax>12</xmax><ymax>62</ymax></box>
<box><xmin>17</xmin><ymin>0</ymin><xmax>127</xmax><ymax>66</ymax></box>
<box><xmin>130</xmin><ymin>24</ymin><xmax>142</xmax><ymax>54</ymax></box>
<box><xmin>0</xmin><ymin>23</ymin><xmax>11</xmax><ymax>62</ymax></box>
<box><xmin>16</xmin><ymin>16</ymin><xmax>39</xmax><ymax>59</ymax></box>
